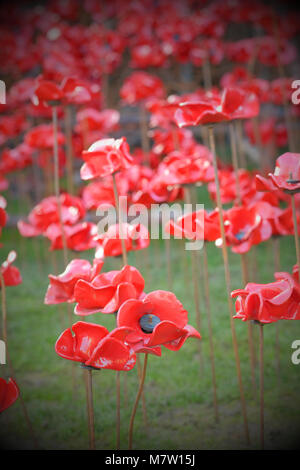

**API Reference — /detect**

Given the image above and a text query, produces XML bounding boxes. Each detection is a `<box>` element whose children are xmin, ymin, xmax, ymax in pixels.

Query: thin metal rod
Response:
<box><xmin>259</xmin><ymin>324</ymin><xmax>264</xmax><ymax>450</ymax></box>
<box><xmin>128</xmin><ymin>354</ymin><xmax>148</xmax><ymax>450</ymax></box>
<box><xmin>85</xmin><ymin>368</ymin><xmax>95</xmax><ymax>450</ymax></box>
<box><xmin>208</xmin><ymin>125</ymin><xmax>250</xmax><ymax>444</ymax></box>
<box><xmin>291</xmin><ymin>194</ymin><xmax>300</xmax><ymax>270</ymax></box>
<box><xmin>202</xmin><ymin>244</ymin><xmax>219</xmax><ymax>422</ymax></box>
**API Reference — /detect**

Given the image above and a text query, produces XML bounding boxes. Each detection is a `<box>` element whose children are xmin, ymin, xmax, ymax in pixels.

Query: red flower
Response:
<box><xmin>76</xmin><ymin>108</ymin><xmax>120</xmax><ymax>135</ymax></box>
<box><xmin>81</xmin><ymin>175</ymin><xmax>128</xmax><ymax>211</ymax></box>
<box><xmin>0</xmin><ymin>196</ymin><xmax>7</xmax><ymax>228</ymax></box>
<box><xmin>268</xmin><ymin>153</ymin><xmax>300</xmax><ymax>194</ymax></box>
<box><xmin>208</xmin><ymin>168</ymin><xmax>255</xmax><ymax>205</ymax></box>
<box><xmin>81</xmin><ymin>138</ymin><xmax>134</xmax><ymax>180</ymax></box>
<box><xmin>231</xmin><ymin>274</ymin><xmax>300</xmax><ymax>323</ymax></box>
<box><xmin>45</xmin><ymin>222</ymin><xmax>97</xmax><ymax>252</ymax></box>
<box><xmin>0</xmin><ymin>378</ymin><xmax>19</xmax><ymax>413</ymax></box>
<box><xmin>74</xmin><ymin>265</ymin><xmax>145</xmax><ymax>315</ymax></box>
<box><xmin>95</xmin><ymin>223</ymin><xmax>150</xmax><ymax>258</ymax></box>
<box><xmin>60</xmin><ymin>77</ymin><xmax>92</xmax><ymax>105</ymax></box>
<box><xmin>160</xmin><ymin>149</ymin><xmax>214</xmax><ymax>186</ymax></box>
<box><xmin>0</xmin><ymin>251</ymin><xmax>22</xmax><ymax>287</ymax></box>
<box><xmin>117</xmin><ymin>291</ymin><xmax>200</xmax><ymax>353</ymax></box>
<box><xmin>55</xmin><ymin>321</ymin><xmax>136</xmax><ymax>371</ymax></box>
<box><xmin>45</xmin><ymin>259</ymin><xmax>103</xmax><ymax>304</ymax></box>
<box><xmin>245</xmin><ymin>118</ymin><xmax>288</xmax><ymax>148</ymax></box>
<box><xmin>0</xmin><ymin>143</ymin><xmax>33</xmax><ymax>173</ymax></box>
<box><xmin>165</xmin><ymin>209</ymin><xmax>221</xmax><ymax>242</ymax></box>
<box><xmin>120</xmin><ymin>71</ymin><xmax>165</xmax><ymax>105</ymax></box>
<box><xmin>18</xmin><ymin>194</ymin><xmax>85</xmax><ymax>238</ymax></box>
<box><xmin>224</xmin><ymin>205</ymin><xmax>272</xmax><ymax>253</ymax></box>
<box><xmin>25</xmin><ymin>124</ymin><xmax>65</xmax><ymax>149</ymax></box>
<box><xmin>175</xmin><ymin>88</ymin><xmax>245</xmax><ymax>127</ymax></box>
<box><xmin>33</xmin><ymin>79</ymin><xmax>63</xmax><ymax>106</ymax></box>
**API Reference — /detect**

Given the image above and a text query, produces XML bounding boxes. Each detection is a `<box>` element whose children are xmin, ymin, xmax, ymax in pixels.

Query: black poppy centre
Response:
<box><xmin>139</xmin><ymin>314</ymin><xmax>161</xmax><ymax>333</ymax></box>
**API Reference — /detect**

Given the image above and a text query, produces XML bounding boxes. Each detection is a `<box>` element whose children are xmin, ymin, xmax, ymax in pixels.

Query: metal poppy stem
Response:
<box><xmin>229</xmin><ymin>122</ymin><xmax>242</xmax><ymax>204</ymax></box>
<box><xmin>272</xmin><ymin>237</ymin><xmax>281</xmax><ymax>385</ymax></box>
<box><xmin>0</xmin><ymin>271</ymin><xmax>38</xmax><ymax>448</ymax></box>
<box><xmin>165</xmin><ymin>237</ymin><xmax>172</xmax><ymax>290</ymax></box>
<box><xmin>112</xmin><ymin>172</ymin><xmax>128</xmax><ymax>266</ymax></box>
<box><xmin>202</xmin><ymin>243</ymin><xmax>219</xmax><ymax>422</ymax></box>
<box><xmin>139</xmin><ymin>105</ymin><xmax>150</xmax><ymax>164</ymax></box>
<box><xmin>208</xmin><ymin>124</ymin><xmax>250</xmax><ymax>444</ymax></box>
<box><xmin>116</xmin><ymin>371</ymin><xmax>121</xmax><ymax>449</ymax></box>
<box><xmin>259</xmin><ymin>323</ymin><xmax>264</xmax><ymax>450</ymax></box>
<box><xmin>128</xmin><ymin>353</ymin><xmax>148</xmax><ymax>450</ymax></box>
<box><xmin>184</xmin><ymin>186</ymin><xmax>203</xmax><ymax>372</ymax></box>
<box><xmin>136</xmin><ymin>355</ymin><xmax>148</xmax><ymax>427</ymax></box>
<box><xmin>52</xmin><ymin>106</ymin><xmax>69</xmax><ymax>268</ymax></box>
<box><xmin>291</xmin><ymin>194</ymin><xmax>300</xmax><ymax>270</ymax></box>
<box><xmin>64</xmin><ymin>104</ymin><xmax>74</xmax><ymax>195</ymax></box>
<box><xmin>240</xmin><ymin>253</ymin><xmax>257</xmax><ymax>400</ymax></box>
<box><xmin>84</xmin><ymin>368</ymin><xmax>95</xmax><ymax>450</ymax></box>
<box><xmin>230</xmin><ymin>121</ymin><xmax>257</xmax><ymax>400</ymax></box>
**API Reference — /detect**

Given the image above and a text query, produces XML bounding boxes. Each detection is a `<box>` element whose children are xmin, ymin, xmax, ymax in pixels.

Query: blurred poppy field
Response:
<box><xmin>0</xmin><ymin>0</ymin><xmax>300</xmax><ymax>452</ymax></box>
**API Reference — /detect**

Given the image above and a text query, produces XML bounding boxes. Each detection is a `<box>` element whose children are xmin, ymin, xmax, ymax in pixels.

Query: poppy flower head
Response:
<box><xmin>0</xmin><ymin>251</ymin><xmax>22</xmax><ymax>287</ymax></box>
<box><xmin>55</xmin><ymin>321</ymin><xmax>136</xmax><ymax>371</ymax></box>
<box><xmin>268</xmin><ymin>153</ymin><xmax>300</xmax><ymax>194</ymax></box>
<box><xmin>44</xmin><ymin>258</ymin><xmax>103</xmax><ymax>304</ymax></box>
<box><xmin>117</xmin><ymin>290</ymin><xmax>200</xmax><ymax>352</ymax></box>
<box><xmin>81</xmin><ymin>137</ymin><xmax>134</xmax><ymax>180</ymax></box>
<box><xmin>120</xmin><ymin>71</ymin><xmax>165</xmax><ymax>105</ymax></box>
<box><xmin>74</xmin><ymin>264</ymin><xmax>145</xmax><ymax>316</ymax></box>
<box><xmin>231</xmin><ymin>273</ymin><xmax>300</xmax><ymax>323</ymax></box>
<box><xmin>0</xmin><ymin>378</ymin><xmax>19</xmax><ymax>413</ymax></box>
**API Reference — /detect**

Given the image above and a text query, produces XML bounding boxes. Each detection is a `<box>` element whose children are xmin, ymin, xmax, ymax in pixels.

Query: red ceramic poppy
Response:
<box><xmin>117</xmin><ymin>290</ymin><xmax>200</xmax><ymax>353</ymax></box>
<box><xmin>33</xmin><ymin>79</ymin><xmax>63</xmax><ymax>106</ymax></box>
<box><xmin>95</xmin><ymin>223</ymin><xmax>150</xmax><ymax>259</ymax></box>
<box><xmin>18</xmin><ymin>194</ymin><xmax>86</xmax><ymax>238</ymax></box>
<box><xmin>208</xmin><ymin>168</ymin><xmax>255</xmax><ymax>205</ymax></box>
<box><xmin>165</xmin><ymin>208</ymin><xmax>221</xmax><ymax>242</ymax></box>
<box><xmin>81</xmin><ymin>138</ymin><xmax>134</xmax><ymax>180</ymax></box>
<box><xmin>0</xmin><ymin>113</ymin><xmax>29</xmax><ymax>145</ymax></box>
<box><xmin>0</xmin><ymin>143</ymin><xmax>33</xmax><ymax>174</ymax></box>
<box><xmin>0</xmin><ymin>378</ymin><xmax>19</xmax><ymax>413</ymax></box>
<box><xmin>45</xmin><ymin>222</ymin><xmax>97</xmax><ymax>252</ymax></box>
<box><xmin>245</xmin><ymin>118</ymin><xmax>288</xmax><ymax>148</ymax></box>
<box><xmin>55</xmin><ymin>321</ymin><xmax>136</xmax><ymax>371</ymax></box>
<box><xmin>0</xmin><ymin>174</ymin><xmax>8</xmax><ymax>191</ymax></box>
<box><xmin>160</xmin><ymin>149</ymin><xmax>214</xmax><ymax>186</ymax></box>
<box><xmin>268</xmin><ymin>153</ymin><xmax>300</xmax><ymax>194</ymax></box>
<box><xmin>221</xmin><ymin>67</ymin><xmax>270</xmax><ymax>103</ymax></box>
<box><xmin>130</xmin><ymin>41</ymin><xmax>166</xmax><ymax>69</ymax></box>
<box><xmin>0</xmin><ymin>251</ymin><xmax>22</xmax><ymax>287</ymax></box>
<box><xmin>25</xmin><ymin>124</ymin><xmax>65</xmax><ymax>149</ymax></box>
<box><xmin>0</xmin><ymin>196</ymin><xmax>7</xmax><ymax>228</ymax></box>
<box><xmin>270</xmin><ymin>78</ymin><xmax>294</xmax><ymax>106</ymax></box>
<box><xmin>150</xmin><ymin>127</ymin><xmax>195</xmax><ymax>156</ymax></box>
<box><xmin>60</xmin><ymin>77</ymin><xmax>92</xmax><ymax>105</ymax></box>
<box><xmin>225</xmin><ymin>38</ymin><xmax>256</xmax><ymax>64</ymax></box>
<box><xmin>146</xmin><ymin>95</ymin><xmax>182</xmax><ymax>129</ymax></box>
<box><xmin>45</xmin><ymin>258</ymin><xmax>103</xmax><ymax>304</ymax></box>
<box><xmin>231</xmin><ymin>274</ymin><xmax>300</xmax><ymax>323</ymax></box>
<box><xmin>175</xmin><ymin>88</ymin><xmax>245</xmax><ymax>127</ymax></box>
<box><xmin>76</xmin><ymin>108</ymin><xmax>120</xmax><ymax>135</ymax></box>
<box><xmin>257</xmin><ymin>37</ymin><xmax>297</xmax><ymax>67</ymax></box>
<box><xmin>120</xmin><ymin>71</ymin><xmax>165</xmax><ymax>105</ymax></box>
<box><xmin>224</xmin><ymin>205</ymin><xmax>272</xmax><ymax>254</ymax></box>
<box><xmin>74</xmin><ymin>265</ymin><xmax>145</xmax><ymax>315</ymax></box>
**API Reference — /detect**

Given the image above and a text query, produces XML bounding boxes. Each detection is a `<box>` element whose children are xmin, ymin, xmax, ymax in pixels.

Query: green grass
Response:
<box><xmin>0</xmin><ymin>222</ymin><xmax>300</xmax><ymax>450</ymax></box>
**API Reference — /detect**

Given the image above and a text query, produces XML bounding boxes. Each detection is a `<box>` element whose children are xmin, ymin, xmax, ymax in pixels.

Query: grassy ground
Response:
<box><xmin>0</xmin><ymin>187</ymin><xmax>300</xmax><ymax>450</ymax></box>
